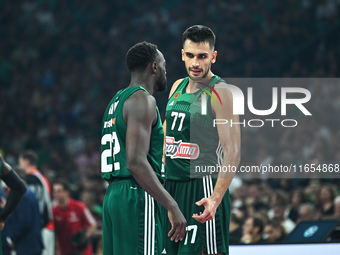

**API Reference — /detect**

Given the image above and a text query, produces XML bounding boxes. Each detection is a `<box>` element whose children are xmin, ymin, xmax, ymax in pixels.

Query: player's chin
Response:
<box><xmin>189</xmin><ymin>74</ymin><xmax>204</xmax><ymax>81</ymax></box>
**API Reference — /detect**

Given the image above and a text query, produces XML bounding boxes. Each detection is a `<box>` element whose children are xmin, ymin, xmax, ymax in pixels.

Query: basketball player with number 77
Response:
<box><xmin>163</xmin><ymin>25</ymin><xmax>241</xmax><ymax>255</ymax></box>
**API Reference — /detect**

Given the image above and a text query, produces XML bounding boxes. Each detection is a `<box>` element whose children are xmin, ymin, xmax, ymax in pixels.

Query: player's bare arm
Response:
<box><xmin>124</xmin><ymin>90</ymin><xmax>186</xmax><ymax>242</ymax></box>
<box><xmin>168</xmin><ymin>79</ymin><xmax>184</xmax><ymax>99</ymax></box>
<box><xmin>193</xmin><ymin>84</ymin><xmax>241</xmax><ymax>223</ymax></box>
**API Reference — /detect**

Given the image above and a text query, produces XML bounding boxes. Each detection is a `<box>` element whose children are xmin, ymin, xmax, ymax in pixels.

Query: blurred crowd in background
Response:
<box><xmin>1</xmin><ymin>0</ymin><xmax>340</xmax><ymax>252</ymax></box>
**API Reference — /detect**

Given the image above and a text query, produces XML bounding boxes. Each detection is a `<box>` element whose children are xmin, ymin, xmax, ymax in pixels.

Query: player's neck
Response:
<box><xmin>26</xmin><ymin>165</ymin><xmax>37</xmax><ymax>173</ymax></box>
<box><xmin>129</xmin><ymin>73</ymin><xmax>155</xmax><ymax>95</ymax></box>
<box><xmin>60</xmin><ymin>197</ymin><xmax>70</xmax><ymax>209</ymax></box>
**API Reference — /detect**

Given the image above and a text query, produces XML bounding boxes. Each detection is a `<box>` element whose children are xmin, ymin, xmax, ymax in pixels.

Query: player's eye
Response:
<box><xmin>186</xmin><ymin>53</ymin><xmax>193</xmax><ymax>58</ymax></box>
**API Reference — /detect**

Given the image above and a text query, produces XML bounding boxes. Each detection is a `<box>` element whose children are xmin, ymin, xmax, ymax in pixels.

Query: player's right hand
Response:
<box><xmin>167</xmin><ymin>205</ymin><xmax>186</xmax><ymax>242</ymax></box>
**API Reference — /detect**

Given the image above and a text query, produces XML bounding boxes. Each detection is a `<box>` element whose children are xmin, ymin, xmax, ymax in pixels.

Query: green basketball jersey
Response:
<box><xmin>101</xmin><ymin>86</ymin><xmax>164</xmax><ymax>181</ymax></box>
<box><xmin>165</xmin><ymin>75</ymin><xmax>224</xmax><ymax>181</ymax></box>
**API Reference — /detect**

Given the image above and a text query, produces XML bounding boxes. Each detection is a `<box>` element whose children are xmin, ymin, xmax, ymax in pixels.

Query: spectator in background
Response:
<box><xmin>53</xmin><ymin>180</ymin><xmax>96</xmax><ymax>255</ymax></box>
<box><xmin>304</xmin><ymin>180</ymin><xmax>321</xmax><ymax>205</ymax></box>
<box><xmin>75</xmin><ymin>138</ymin><xmax>100</xmax><ymax>172</ymax></box>
<box><xmin>1</xmin><ymin>166</ymin><xmax>43</xmax><ymax>255</ymax></box>
<box><xmin>296</xmin><ymin>203</ymin><xmax>318</xmax><ymax>224</ymax></box>
<box><xmin>317</xmin><ymin>184</ymin><xmax>337</xmax><ymax>217</ymax></box>
<box><xmin>288</xmin><ymin>188</ymin><xmax>307</xmax><ymax>223</ymax></box>
<box><xmin>245</xmin><ymin>183</ymin><xmax>269</xmax><ymax>216</ymax></box>
<box><xmin>18</xmin><ymin>150</ymin><xmax>55</xmax><ymax>255</ymax></box>
<box><xmin>80</xmin><ymin>190</ymin><xmax>102</xmax><ymax>254</ymax></box>
<box><xmin>267</xmin><ymin>189</ymin><xmax>289</xmax><ymax>220</ymax></box>
<box><xmin>0</xmin><ymin>154</ymin><xmax>27</xmax><ymax>253</ymax></box>
<box><xmin>263</xmin><ymin>220</ymin><xmax>286</xmax><ymax>243</ymax></box>
<box><xmin>241</xmin><ymin>216</ymin><xmax>267</xmax><ymax>244</ymax></box>
<box><xmin>80</xmin><ymin>190</ymin><xmax>102</xmax><ymax>220</ymax></box>
<box><xmin>272</xmin><ymin>202</ymin><xmax>296</xmax><ymax>234</ymax></box>
<box><xmin>229</xmin><ymin>208</ymin><xmax>245</xmax><ymax>244</ymax></box>
<box><xmin>231</xmin><ymin>182</ymin><xmax>248</xmax><ymax>209</ymax></box>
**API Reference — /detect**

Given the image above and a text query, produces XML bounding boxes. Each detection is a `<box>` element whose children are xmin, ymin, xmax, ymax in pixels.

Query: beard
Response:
<box><xmin>156</xmin><ymin>75</ymin><xmax>167</xmax><ymax>92</ymax></box>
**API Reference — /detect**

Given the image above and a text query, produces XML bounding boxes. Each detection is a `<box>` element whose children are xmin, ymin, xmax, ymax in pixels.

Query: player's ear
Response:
<box><xmin>181</xmin><ymin>49</ymin><xmax>185</xmax><ymax>61</ymax></box>
<box><xmin>151</xmin><ymin>62</ymin><xmax>158</xmax><ymax>74</ymax></box>
<box><xmin>211</xmin><ymin>51</ymin><xmax>217</xmax><ymax>64</ymax></box>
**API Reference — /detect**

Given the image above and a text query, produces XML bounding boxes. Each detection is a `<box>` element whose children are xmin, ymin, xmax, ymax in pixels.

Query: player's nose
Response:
<box><xmin>192</xmin><ymin>57</ymin><xmax>199</xmax><ymax>67</ymax></box>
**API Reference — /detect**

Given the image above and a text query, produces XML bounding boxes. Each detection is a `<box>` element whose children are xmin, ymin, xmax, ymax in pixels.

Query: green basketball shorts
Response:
<box><xmin>163</xmin><ymin>176</ymin><xmax>230</xmax><ymax>255</ymax></box>
<box><xmin>102</xmin><ymin>179</ymin><xmax>163</xmax><ymax>255</ymax></box>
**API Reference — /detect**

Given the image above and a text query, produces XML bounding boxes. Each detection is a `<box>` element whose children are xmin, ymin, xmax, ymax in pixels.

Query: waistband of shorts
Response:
<box><xmin>106</xmin><ymin>177</ymin><xmax>136</xmax><ymax>185</ymax></box>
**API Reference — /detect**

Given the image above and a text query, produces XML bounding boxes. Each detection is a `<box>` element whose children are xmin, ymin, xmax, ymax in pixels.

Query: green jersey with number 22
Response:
<box><xmin>101</xmin><ymin>86</ymin><xmax>164</xmax><ymax>181</ymax></box>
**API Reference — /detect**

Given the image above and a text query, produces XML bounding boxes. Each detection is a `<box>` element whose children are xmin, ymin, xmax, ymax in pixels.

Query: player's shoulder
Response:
<box><xmin>52</xmin><ymin>204</ymin><xmax>61</xmax><ymax>213</ymax></box>
<box><xmin>169</xmin><ymin>78</ymin><xmax>186</xmax><ymax>98</ymax></box>
<box><xmin>17</xmin><ymin>190</ymin><xmax>29</xmax><ymax>203</ymax></box>
<box><xmin>72</xmin><ymin>199</ymin><xmax>88</xmax><ymax>211</ymax></box>
<box><xmin>214</xmin><ymin>80</ymin><xmax>233</xmax><ymax>99</ymax></box>
<box><xmin>173</xmin><ymin>78</ymin><xmax>185</xmax><ymax>87</ymax></box>
<box><xmin>130</xmin><ymin>88</ymin><xmax>155</xmax><ymax>101</ymax></box>
<box><xmin>27</xmin><ymin>174</ymin><xmax>42</xmax><ymax>184</ymax></box>
<box><xmin>26</xmin><ymin>188</ymin><xmax>36</xmax><ymax>199</ymax></box>
<box><xmin>126</xmin><ymin>89</ymin><xmax>156</xmax><ymax>113</ymax></box>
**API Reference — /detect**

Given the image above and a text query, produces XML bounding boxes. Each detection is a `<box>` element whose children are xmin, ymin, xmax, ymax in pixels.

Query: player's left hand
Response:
<box><xmin>192</xmin><ymin>197</ymin><xmax>218</xmax><ymax>223</ymax></box>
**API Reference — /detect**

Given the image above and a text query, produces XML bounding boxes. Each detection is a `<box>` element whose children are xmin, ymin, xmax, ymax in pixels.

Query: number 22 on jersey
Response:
<box><xmin>101</xmin><ymin>131</ymin><xmax>120</xmax><ymax>172</ymax></box>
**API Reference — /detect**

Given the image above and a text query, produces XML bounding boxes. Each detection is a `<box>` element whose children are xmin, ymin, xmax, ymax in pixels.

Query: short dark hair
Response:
<box><xmin>53</xmin><ymin>179</ymin><xmax>70</xmax><ymax>192</ymax></box>
<box><xmin>252</xmin><ymin>217</ymin><xmax>264</xmax><ymax>234</ymax></box>
<box><xmin>182</xmin><ymin>25</ymin><xmax>216</xmax><ymax>49</ymax></box>
<box><xmin>19</xmin><ymin>150</ymin><xmax>38</xmax><ymax>166</ymax></box>
<box><xmin>266</xmin><ymin>219</ymin><xmax>282</xmax><ymax>230</ymax></box>
<box><xmin>126</xmin><ymin>41</ymin><xmax>158</xmax><ymax>72</ymax></box>
<box><xmin>319</xmin><ymin>183</ymin><xmax>337</xmax><ymax>202</ymax></box>
<box><xmin>231</xmin><ymin>211</ymin><xmax>243</xmax><ymax>225</ymax></box>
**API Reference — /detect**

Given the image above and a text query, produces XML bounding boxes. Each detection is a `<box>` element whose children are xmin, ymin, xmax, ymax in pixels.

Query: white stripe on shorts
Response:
<box><xmin>203</xmin><ymin>176</ymin><xmax>217</xmax><ymax>254</ymax></box>
<box><xmin>144</xmin><ymin>193</ymin><xmax>155</xmax><ymax>255</ymax></box>
<box><xmin>151</xmin><ymin>194</ymin><xmax>155</xmax><ymax>255</ymax></box>
<box><xmin>208</xmin><ymin>176</ymin><xmax>218</xmax><ymax>254</ymax></box>
<box><xmin>203</xmin><ymin>176</ymin><xmax>210</xmax><ymax>254</ymax></box>
<box><xmin>144</xmin><ymin>192</ymin><xmax>148</xmax><ymax>255</ymax></box>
